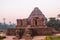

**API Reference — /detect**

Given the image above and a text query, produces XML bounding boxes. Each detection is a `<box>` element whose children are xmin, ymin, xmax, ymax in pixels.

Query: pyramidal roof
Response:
<box><xmin>28</xmin><ymin>7</ymin><xmax>46</xmax><ymax>19</ymax></box>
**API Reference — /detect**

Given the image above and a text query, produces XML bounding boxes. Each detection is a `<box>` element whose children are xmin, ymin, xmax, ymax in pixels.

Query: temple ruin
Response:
<box><xmin>15</xmin><ymin>7</ymin><xmax>57</xmax><ymax>39</ymax></box>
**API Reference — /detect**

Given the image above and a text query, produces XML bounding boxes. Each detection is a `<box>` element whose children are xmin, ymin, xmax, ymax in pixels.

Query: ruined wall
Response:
<box><xmin>17</xmin><ymin>19</ymin><xmax>28</xmax><ymax>28</ymax></box>
<box><xmin>17</xmin><ymin>19</ymin><xmax>22</xmax><ymax>27</ymax></box>
<box><xmin>30</xmin><ymin>18</ymin><xmax>35</xmax><ymax>27</ymax></box>
<box><xmin>22</xmin><ymin>19</ymin><xmax>27</xmax><ymax>27</ymax></box>
<box><xmin>7</xmin><ymin>28</ymin><xmax>16</xmax><ymax>36</ymax></box>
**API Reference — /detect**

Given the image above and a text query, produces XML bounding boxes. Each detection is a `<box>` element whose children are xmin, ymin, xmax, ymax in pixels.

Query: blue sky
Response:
<box><xmin>0</xmin><ymin>0</ymin><xmax>60</xmax><ymax>24</ymax></box>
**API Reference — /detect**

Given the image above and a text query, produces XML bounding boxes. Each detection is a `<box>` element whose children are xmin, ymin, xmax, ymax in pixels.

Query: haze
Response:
<box><xmin>0</xmin><ymin>0</ymin><xmax>60</xmax><ymax>24</ymax></box>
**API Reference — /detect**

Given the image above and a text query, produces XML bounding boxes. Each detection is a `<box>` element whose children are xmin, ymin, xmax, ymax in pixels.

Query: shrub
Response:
<box><xmin>45</xmin><ymin>36</ymin><xmax>52</xmax><ymax>40</ymax></box>
<box><xmin>0</xmin><ymin>36</ymin><xmax>6</xmax><ymax>39</ymax></box>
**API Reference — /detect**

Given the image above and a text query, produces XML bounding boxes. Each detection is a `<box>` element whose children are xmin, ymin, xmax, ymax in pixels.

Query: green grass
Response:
<box><xmin>45</xmin><ymin>36</ymin><xmax>52</xmax><ymax>40</ymax></box>
<box><xmin>52</xmin><ymin>37</ymin><xmax>60</xmax><ymax>40</ymax></box>
<box><xmin>45</xmin><ymin>36</ymin><xmax>60</xmax><ymax>40</ymax></box>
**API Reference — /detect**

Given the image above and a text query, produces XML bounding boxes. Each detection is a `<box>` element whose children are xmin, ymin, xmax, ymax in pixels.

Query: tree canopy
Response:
<box><xmin>46</xmin><ymin>17</ymin><xmax>60</xmax><ymax>31</ymax></box>
<box><xmin>0</xmin><ymin>23</ymin><xmax>16</xmax><ymax>29</ymax></box>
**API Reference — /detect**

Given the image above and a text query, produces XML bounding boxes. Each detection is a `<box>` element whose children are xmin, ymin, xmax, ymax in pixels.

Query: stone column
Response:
<box><xmin>17</xmin><ymin>19</ymin><xmax>22</xmax><ymax>27</ymax></box>
<box><xmin>37</xmin><ymin>19</ymin><xmax>40</xmax><ymax>26</ymax></box>
<box><xmin>22</xmin><ymin>19</ymin><xmax>27</xmax><ymax>27</ymax></box>
<box><xmin>31</xmin><ymin>18</ymin><xmax>35</xmax><ymax>27</ymax></box>
<box><xmin>39</xmin><ymin>18</ymin><xmax>44</xmax><ymax>25</ymax></box>
<box><xmin>16</xmin><ymin>29</ymin><xmax>20</xmax><ymax>39</ymax></box>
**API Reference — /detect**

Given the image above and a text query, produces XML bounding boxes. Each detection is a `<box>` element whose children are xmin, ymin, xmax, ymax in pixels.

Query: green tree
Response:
<box><xmin>46</xmin><ymin>17</ymin><xmax>60</xmax><ymax>31</ymax></box>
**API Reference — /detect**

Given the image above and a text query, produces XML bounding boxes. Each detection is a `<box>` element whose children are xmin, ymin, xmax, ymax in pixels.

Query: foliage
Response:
<box><xmin>46</xmin><ymin>17</ymin><xmax>60</xmax><ymax>31</ymax></box>
<box><xmin>45</xmin><ymin>36</ymin><xmax>52</xmax><ymax>40</ymax></box>
<box><xmin>0</xmin><ymin>23</ymin><xmax>16</xmax><ymax>29</ymax></box>
<box><xmin>0</xmin><ymin>36</ymin><xmax>6</xmax><ymax>39</ymax></box>
<box><xmin>52</xmin><ymin>37</ymin><xmax>60</xmax><ymax>40</ymax></box>
<box><xmin>45</xmin><ymin>36</ymin><xmax>60</xmax><ymax>40</ymax></box>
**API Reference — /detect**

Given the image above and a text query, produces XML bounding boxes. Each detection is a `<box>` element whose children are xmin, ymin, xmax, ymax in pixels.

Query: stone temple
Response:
<box><xmin>15</xmin><ymin>7</ymin><xmax>57</xmax><ymax>39</ymax></box>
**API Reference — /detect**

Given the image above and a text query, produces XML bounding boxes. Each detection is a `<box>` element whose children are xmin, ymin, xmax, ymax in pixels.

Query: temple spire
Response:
<box><xmin>28</xmin><ymin>7</ymin><xmax>46</xmax><ymax>20</ymax></box>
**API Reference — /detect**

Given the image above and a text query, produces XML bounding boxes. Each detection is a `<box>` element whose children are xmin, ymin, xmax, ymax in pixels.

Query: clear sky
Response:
<box><xmin>0</xmin><ymin>0</ymin><xmax>60</xmax><ymax>24</ymax></box>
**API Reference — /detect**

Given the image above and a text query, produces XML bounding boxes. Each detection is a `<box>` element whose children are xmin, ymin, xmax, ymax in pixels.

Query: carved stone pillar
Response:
<box><xmin>37</xmin><ymin>17</ymin><xmax>45</xmax><ymax>28</ymax></box>
<box><xmin>37</xmin><ymin>19</ymin><xmax>40</xmax><ymax>26</ymax></box>
<box><xmin>31</xmin><ymin>18</ymin><xmax>35</xmax><ymax>27</ymax></box>
<box><xmin>16</xmin><ymin>29</ymin><xmax>20</xmax><ymax>39</ymax></box>
<box><xmin>17</xmin><ymin>19</ymin><xmax>22</xmax><ymax>27</ymax></box>
<box><xmin>22</xmin><ymin>19</ymin><xmax>27</xmax><ymax>27</ymax></box>
<box><xmin>41</xmin><ymin>18</ymin><xmax>44</xmax><ymax>26</ymax></box>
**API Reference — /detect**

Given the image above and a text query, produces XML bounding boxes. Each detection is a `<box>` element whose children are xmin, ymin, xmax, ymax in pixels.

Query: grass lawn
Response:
<box><xmin>46</xmin><ymin>36</ymin><xmax>60</xmax><ymax>40</ymax></box>
<box><xmin>52</xmin><ymin>37</ymin><xmax>60</xmax><ymax>40</ymax></box>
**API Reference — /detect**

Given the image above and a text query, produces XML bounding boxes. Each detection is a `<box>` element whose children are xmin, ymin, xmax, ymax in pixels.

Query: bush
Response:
<box><xmin>52</xmin><ymin>37</ymin><xmax>60</xmax><ymax>40</ymax></box>
<box><xmin>0</xmin><ymin>36</ymin><xmax>6</xmax><ymax>39</ymax></box>
<box><xmin>45</xmin><ymin>36</ymin><xmax>52</xmax><ymax>40</ymax></box>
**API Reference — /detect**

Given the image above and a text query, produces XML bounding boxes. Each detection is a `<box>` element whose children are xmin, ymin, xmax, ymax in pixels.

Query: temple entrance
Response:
<box><xmin>34</xmin><ymin>17</ymin><xmax>39</xmax><ymax>26</ymax></box>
